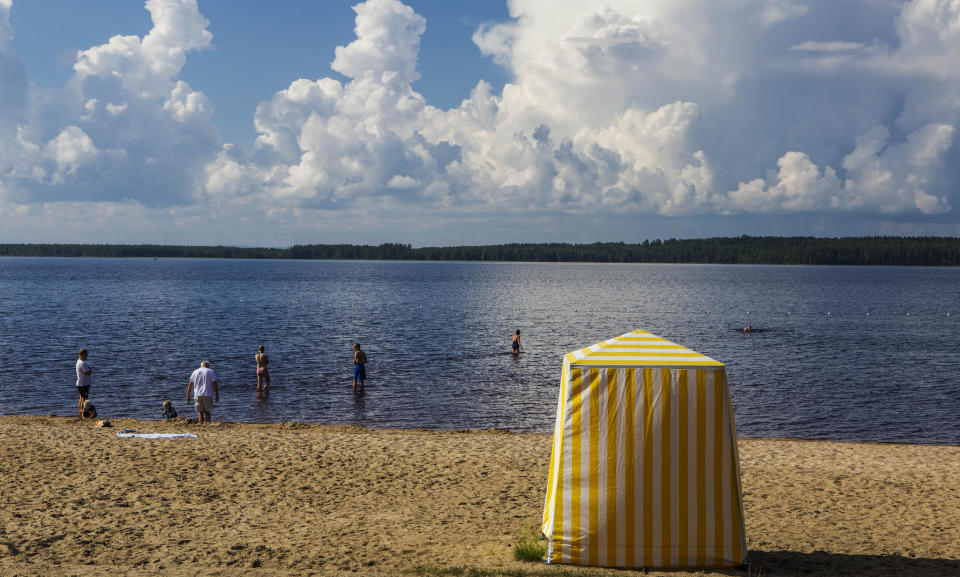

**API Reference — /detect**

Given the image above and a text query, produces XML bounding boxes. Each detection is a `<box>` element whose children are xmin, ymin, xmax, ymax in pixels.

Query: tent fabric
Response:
<box><xmin>541</xmin><ymin>330</ymin><xmax>747</xmax><ymax>569</ymax></box>
<box><xmin>117</xmin><ymin>432</ymin><xmax>197</xmax><ymax>439</ymax></box>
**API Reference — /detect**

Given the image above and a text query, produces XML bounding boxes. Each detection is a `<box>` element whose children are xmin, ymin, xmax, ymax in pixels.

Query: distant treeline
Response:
<box><xmin>2</xmin><ymin>236</ymin><xmax>960</xmax><ymax>265</ymax></box>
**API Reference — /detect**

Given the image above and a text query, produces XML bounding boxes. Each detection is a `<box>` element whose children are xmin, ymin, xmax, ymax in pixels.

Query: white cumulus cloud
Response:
<box><xmin>0</xmin><ymin>0</ymin><xmax>12</xmax><ymax>53</ymax></box>
<box><xmin>0</xmin><ymin>0</ymin><xmax>218</xmax><ymax>208</ymax></box>
<box><xmin>44</xmin><ymin>126</ymin><xmax>100</xmax><ymax>182</ymax></box>
<box><xmin>723</xmin><ymin>122</ymin><xmax>955</xmax><ymax>215</ymax></box>
<box><xmin>199</xmin><ymin>0</ymin><xmax>960</xmax><ymax>239</ymax></box>
<box><xmin>790</xmin><ymin>41</ymin><xmax>867</xmax><ymax>53</ymax></box>
<box><xmin>332</xmin><ymin>0</ymin><xmax>425</xmax><ymax>84</ymax></box>
<box><xmin>2</xmin><ymin>0</ymin><xmax>960</xmax><ymax>244</ymax></box>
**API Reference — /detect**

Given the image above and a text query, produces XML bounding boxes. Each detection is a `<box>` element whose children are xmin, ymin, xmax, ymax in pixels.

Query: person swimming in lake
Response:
<box><xmin>743</xmin><ymin>325</ymin><xmax>753</xmax><ymax>333</ymax></box>
<box><xmin>255</xmin><ymin>345</ymin><xmax>271</xmax><ymax>391</ymax></box>
<box><xmin>511</xmin><ymin>330</ymin><xmax>522</xmax><ymax>356</ymax></box>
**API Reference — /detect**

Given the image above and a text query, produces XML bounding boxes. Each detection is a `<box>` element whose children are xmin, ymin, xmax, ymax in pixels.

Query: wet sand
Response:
<box><xmin>1</xmin><ymin>415</ymin><xmax>958</xmax><ymax>576</ymax></box>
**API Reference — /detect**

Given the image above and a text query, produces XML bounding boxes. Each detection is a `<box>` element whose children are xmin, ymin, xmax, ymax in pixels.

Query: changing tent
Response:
<box><xmin>541</xmin><ymin>330</ymin><xmax>747</xmax><ymax>569</ymax></box>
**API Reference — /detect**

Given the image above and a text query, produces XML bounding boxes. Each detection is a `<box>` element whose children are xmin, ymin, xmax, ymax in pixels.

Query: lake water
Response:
<box><xmin>1</xmin><ymin>258</ymin><xmax>957</xmax><ymax>445</ymax></box>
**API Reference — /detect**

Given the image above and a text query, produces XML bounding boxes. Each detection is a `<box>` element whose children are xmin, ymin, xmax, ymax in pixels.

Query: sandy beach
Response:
<box><xmin>1</xmin><ymin>415</ymin><xmax>958</xmax><ymax>577</ymax></box>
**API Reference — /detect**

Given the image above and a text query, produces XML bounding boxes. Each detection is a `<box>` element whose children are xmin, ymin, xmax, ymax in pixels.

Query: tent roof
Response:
<box><xmin>564</xmin><ymin>329</ymin><xmax>723</xmax><ymax>369</ymax></box>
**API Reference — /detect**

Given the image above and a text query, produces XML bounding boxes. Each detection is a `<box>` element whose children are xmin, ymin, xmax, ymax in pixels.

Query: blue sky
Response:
<box><xmin>1</xmin><ymin>0</ymin><xmax>959</xmax><ymax>246</ymax></box>
<box><xmin>11</xmin><ymin>0</ymin><xmax>512</xmax><ymax>145</ymax></box>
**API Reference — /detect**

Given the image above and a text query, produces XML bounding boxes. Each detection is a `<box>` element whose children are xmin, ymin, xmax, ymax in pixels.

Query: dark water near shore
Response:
<box><xmin>1</xmin><ymin>258</ymin><xmax>958</xmax><ymax>444</ymax></box>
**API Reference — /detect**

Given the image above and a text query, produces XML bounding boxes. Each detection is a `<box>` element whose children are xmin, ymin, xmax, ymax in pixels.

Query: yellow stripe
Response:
<box><xmin>660</xmin><ymin>369</ymin><xmax>672</xmax><ymax>564</ymax></box>
<box><xmin>597</xmin><ymin>343</ymin><xmax>684</xmax><ymax>348</ymax></box>
<box><xmin>592</xmin><ymin>347</ymin><xmax>687</xmax><ymax>352</ymax></box>
<box><xmin>569</xmin><ymin>368</ymin><xmax>583</xmax><ymax>565</ymax></box>
<box><xmin>696</xmin><ymin>369</ymin><xmax>707</xmax><ymax>567</ymax></box>
<box><xmin>641</xmin><ymin>368</ymin><xmax>654</xmax><ymax>568</ymax></box>
<box><xmin>713</xmin><ymin>372</ymin><xmax>724</xmax><ymax>564</ymax></box>
<box><xmin>570</xmin><ymin>359</ymin><xmax>724</xmax><ymax>367</ymax></box>
<box><xmin>677</xmin><ymin>369</ymin><xmax>689</xmax><ymax>565</ymax></box>
<box><xmin>551</xmin><ymin>365</ymin><xmax>567</xmax><ymax>562</ymax></box>
<box><xmin>544</xmin><ymin>364</ymin><xmax>564</xmax><ymax>532</ymax></box>
<box><xmin>726</xmin><ymin>372</ymin><xmax>744</xmax><ymax>565</ymax></box>
<box><xmin>596</xmin><ymin>344</ymin><xmax>677</xmax><ymax>350</ymax></box>
<box><xmin>623</xmin><ymin>368</ymin><xmax>636</xmax><ymax>569</ymax></box>
<box><xmin>588</xmin><ymin>369</ymin><xmax>601</xmax><ymax>566</ymax></box>
<box><xmin>591</xmin><ymin>347</ymin><xmax>680</xmax><ymax>353</ymax></box>
<box><xmin>583</xmin><ymin>352</ymin><xmax>707</xmax><ymax>358</ymax></box>
<box><xmin>605</xmin><ymin>368</ymin><xmax>618</xmax><ymax>566</ymax></box>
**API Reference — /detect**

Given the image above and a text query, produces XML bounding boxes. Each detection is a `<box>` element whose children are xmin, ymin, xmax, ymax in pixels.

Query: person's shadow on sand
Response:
<box><xmin>740</xmin><ymin>550</ymin><xmax>960</xmax><ymax>577</ymax></box>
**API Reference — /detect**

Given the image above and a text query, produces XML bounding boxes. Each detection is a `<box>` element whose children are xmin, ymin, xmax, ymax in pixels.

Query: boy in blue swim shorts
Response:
<box><xmin>352</xmin><ymin>343</ymin><xmax>367</xmax><ymax>395</ymax></box>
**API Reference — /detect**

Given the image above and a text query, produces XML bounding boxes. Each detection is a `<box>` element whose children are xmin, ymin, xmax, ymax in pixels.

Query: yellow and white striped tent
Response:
<box><xmin>541</xmin><ymin>330</ymin><xmax>747</xmax><ymax>569</ymax></box>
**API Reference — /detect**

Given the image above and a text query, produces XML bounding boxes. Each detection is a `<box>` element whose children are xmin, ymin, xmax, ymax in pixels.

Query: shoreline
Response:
<box><xmin>2</xmin><ymin>415</ymin><xmax>959</xmax><ymax>576</ymax></box>
<box><xmin>2</xmin><ymin>412</ymin><xmax>536</xmax><ymax>434</ymax></box>
<box><xmin>7</xmin><ymin>412</ymin><xmax>958</xmax><ymax>447</ymax></box>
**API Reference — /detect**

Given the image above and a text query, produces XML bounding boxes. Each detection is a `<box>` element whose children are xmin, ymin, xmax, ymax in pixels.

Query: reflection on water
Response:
<box><xmin>248</xmin><ymin>386</ymin><xmax>271</xmax><ymax>422</ymax></box>
<box><xmin>351</xmin><ymin>392</ymin><xmax>368</xmax><ymax>423</ymax></box>
<box><xmin>0</xmin><ymin>257</ymin><xmax>958</xmax><ymax>444</ymax></box>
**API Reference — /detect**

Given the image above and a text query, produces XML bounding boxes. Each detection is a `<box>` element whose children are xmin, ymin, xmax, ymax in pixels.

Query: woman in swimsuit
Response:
<box><xmin>511</xmin><ymin>330</ymin><xmax>522</xmax><ymax>356</ymax></box>
<box><xmin>255</xmin><ymin>345</ymin><xmax>270</xmax><ymax>391</ymax></box>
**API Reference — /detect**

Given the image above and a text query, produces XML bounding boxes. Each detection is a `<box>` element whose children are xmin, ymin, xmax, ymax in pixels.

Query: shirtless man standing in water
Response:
<box><xmin>255</xmin><ymin>345</ymin><xmax>270</xmax><ymax>391</ymax></box>
<box><xmin>352</xmin><ymin>343</ymin><xmax>367</xmax><ymax>395</ymax></box>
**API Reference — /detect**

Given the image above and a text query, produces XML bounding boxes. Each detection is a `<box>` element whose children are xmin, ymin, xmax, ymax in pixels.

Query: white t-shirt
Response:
<box><xmin>76</xmin><ymin>359</ymin><xmax>91</xmax><ymax>387</ymax></box>
<box><xmin>190</xmin><ymin>366</ymin><xmax>218</xmax><ymax>397</ymax></box>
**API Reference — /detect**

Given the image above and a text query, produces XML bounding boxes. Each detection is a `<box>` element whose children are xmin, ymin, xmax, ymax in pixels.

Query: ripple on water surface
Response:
<box><xmin>0</xmin><ymin>258</ymin><xmax>958</xmax><ymax>444</ymax></box>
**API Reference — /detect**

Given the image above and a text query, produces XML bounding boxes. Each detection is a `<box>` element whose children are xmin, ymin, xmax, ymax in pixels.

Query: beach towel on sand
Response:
<box><xmin>117</xmin><ymin>432</ymin><xmax>197</xmax><ymax>439</ymax></box>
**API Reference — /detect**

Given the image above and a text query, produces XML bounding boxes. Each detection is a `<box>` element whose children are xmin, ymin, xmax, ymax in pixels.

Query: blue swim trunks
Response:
<box><xmin>354</xmin><ymin>364</ymin><xmax>366</xmax><ymax>380</ymax></box>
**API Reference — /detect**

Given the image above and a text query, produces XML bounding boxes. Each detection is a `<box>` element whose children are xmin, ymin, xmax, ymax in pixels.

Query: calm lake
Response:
<box><xmin>1</xmin><ymin>258</ymin><xmax>957</xmax><ymax>444</ymax></box>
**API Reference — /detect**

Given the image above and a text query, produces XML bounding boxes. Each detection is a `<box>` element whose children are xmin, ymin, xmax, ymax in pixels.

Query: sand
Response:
<box><xmin>1</xmin><ymin>415</ymin><xmax>958</xmax><ymax>577</ymax></box>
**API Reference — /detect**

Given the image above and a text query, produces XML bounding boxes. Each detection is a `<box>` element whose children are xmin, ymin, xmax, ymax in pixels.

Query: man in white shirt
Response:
<box><xmin>75</xmin><ymin>349</ymin><xmax>93</xmax><ymax>415</ymax></box>
<box><xmin>186</xmin><ymin>360</ymin><xmax>219</xmax><ymax>423</ymax></box>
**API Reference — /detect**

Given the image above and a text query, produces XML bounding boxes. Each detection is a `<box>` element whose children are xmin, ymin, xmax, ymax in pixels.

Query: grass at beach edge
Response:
<box><xmin>513</xmin><ymin>528</ymin><xmax>547</xmax><ymax>563</ymax></box>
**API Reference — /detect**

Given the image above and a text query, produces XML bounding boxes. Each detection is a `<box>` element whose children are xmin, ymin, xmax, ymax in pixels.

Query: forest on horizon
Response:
<box><xmin>1</xmin><ymin>236</ymin><xmax>959</xmax><ymax>266</ymax></box>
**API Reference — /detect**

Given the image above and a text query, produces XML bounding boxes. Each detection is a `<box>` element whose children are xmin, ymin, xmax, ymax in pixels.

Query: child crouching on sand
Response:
<box><xmin>80</xmin><ymin>399</ymin><xmax>97</xmax><ymax>419</ymax></box>
<box><xmin>162</xmin><ymin>400</ymin><xmax>177</xmax><ymax>419</ymax></box>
